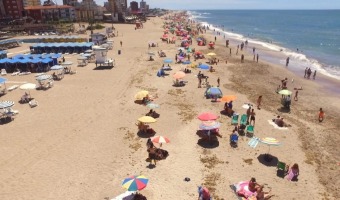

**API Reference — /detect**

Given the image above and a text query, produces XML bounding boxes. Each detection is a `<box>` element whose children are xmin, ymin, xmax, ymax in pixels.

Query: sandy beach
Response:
<box><xmin>0</xmin><ymin>13</ymin><xmax>339</xmax><ymax>200</ymax></box>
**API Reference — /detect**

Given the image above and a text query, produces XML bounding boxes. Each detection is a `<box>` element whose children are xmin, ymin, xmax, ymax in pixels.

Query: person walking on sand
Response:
<box><xmin>246</xmin><ymin>107</ymin><xmax>251</xmax><ymax>124</ymax></box>
<box><xmin>319</xmin><ymin>108</ymin><xmax>325</xmax><ymax>122</ymax></box>
<box><xmin>217</xmin><ymin>77</ymin><xmax>220</xmax><ymax>87</ymax></box>
<box><xmin>241</xmin><ymin>54</ymin><xmax>244</xmax><ymax>63</ymax></box>
<box><xmin>294</xmin><ymin>90</ymin><xmax>298</xmax><ymax>101</ymax></box>
<box><xmin>214</xmin><ymin>36</ymin><xmax>216</xmax><ymax>42</ymax></box>
<box><xmin>256</xmin><ymin>54</ymin><xmax>259</xmax><ymax>63</ymax></box>
<box><xmin>230</xmin><ymin>48</ymin><xmax>232</xmax><ymax>56</ymax></box>
<box><xmin>286</xmin><ymin>57</ymin><xmax>290</xmax><ymax>67</ymax></box>
<box><xmin>313</xmin><ymin>70</ymin><xmax>317</xmax><ymax>80</ymax></box>
<box><xmin>257</xmin><ymin>96</ymin><xmax>262</xmax><ymax>110</ymax></box>
<box><xmin>120</xmin><ymin>41</ymin><xmax>122</xmax><ymax>47</ymax></box>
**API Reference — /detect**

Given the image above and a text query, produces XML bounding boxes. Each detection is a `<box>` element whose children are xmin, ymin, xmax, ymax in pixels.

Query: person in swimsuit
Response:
<box><xmin>256</xmin><ymin>186</ymin><xmax>274</xmax><ymax>200</ymax></box>
<box><xmin>250</xmin><ymin>109</ymin><xmax>256</xmax><ymax>125</ymax></box>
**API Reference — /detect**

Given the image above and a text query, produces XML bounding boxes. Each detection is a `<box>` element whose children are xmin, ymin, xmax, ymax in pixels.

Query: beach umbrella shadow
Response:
<box><xmin>277</xmin><ymin>107</ymin><xmax>290</xmax><ymax>113</ymax></box>
<box><xmin>137</xmin><ymin>130</ymin><xmax>156</xmax><ymax>138</ymax></box>
<box><xmin>257</xmin><ymin>154</ymin><xmax>278</xmax><ymax>167</ymax></box>
<box><xmin>134</xmin><ymin>100</ymin><xmax>144</xmax><ymax>105</ymax></box>
<box><xmin>0</xmin><ymin>117</ymin><xmax>13</xmax><ymax>125</ymax></box>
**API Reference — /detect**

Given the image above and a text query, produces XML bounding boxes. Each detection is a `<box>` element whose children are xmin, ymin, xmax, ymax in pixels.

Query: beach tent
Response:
<box><xmin>205</xmin><ymin>87</ymin><xmax>223</xmax><ymax>98</ymax></box>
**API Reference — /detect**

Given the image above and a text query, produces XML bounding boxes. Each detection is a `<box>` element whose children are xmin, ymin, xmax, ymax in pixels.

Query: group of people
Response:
<box><xmin>304</xmin><ymin>67</ymin><xmax>316</xmax><ymax>79</ymax></box>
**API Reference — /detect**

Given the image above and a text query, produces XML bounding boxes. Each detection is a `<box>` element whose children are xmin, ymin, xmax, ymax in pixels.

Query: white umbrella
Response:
<box><xmin>0</xmin><ymin>101</ymin><xmax>14</xmax><ymax>109</ymax></box>
<box><xmin>61</xmin><ymin>61</ymin><xmax>73</xmax><ymax>66</ymax></box>
<box><xmin>19</xmin><ymin>83</ymin><xmax>36</xmax><ymax>90</ymax></box>
<box><xmin>19</xmin><ymin>83</ymin><xmax>36</xmax><ymax>96</ymax></box>
<box><xmin>36</xmin><ymin>74</ymin><xmax>52</xmax><ymax>81</ymax></box>
<box><xmin>50</xmin><ymin>65</ymin><xmax>64</xmax><ymax>70</ymax></box>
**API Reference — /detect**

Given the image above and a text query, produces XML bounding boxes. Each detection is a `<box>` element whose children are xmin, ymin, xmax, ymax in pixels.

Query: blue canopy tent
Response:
<box><xmin>205</xmin><ymin>87</ymin><xmax>223</xmax><ymax>99</ymax></box>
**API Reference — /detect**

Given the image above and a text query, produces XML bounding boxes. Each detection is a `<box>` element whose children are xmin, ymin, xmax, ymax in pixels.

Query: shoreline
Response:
<box><xmin>197</xmin><ymin>16</ymin><xmax>340</xmax><ymax>199</ymax></box>
<box><xmin>0</xmin><ymin>13</ymin><xmax>339</xmax><ymax>199</ymax></box>
<box><xmin>189</xmin><ymin>12</ymin><xmax>340</xmax><ymax>95</ymax></box>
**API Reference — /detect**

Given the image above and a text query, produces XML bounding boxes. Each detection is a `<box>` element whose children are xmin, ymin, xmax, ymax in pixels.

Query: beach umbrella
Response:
<box><xmin>199</xmin><ymin>121</ymin><xmax>221</xmax><ymax>130</ymax></box>
<box><xmin>146</xmin><ymin>103</ymin><xmax>160</xmax><ymax>109</ymax></box>
<box><xmin>219</xmin><ymin>95</ymin><xmax>237</xmax><ymax>102</ymax></box>
<box><xmin>151</xmin><ymin>136</ymin><xmax>170</xmax><ymax>144</ymax></box>
<box><xmin>36</xmin><ymin>74</ymin><xmax>52</xmax><ymax>81</ymax></box>
<box><xmin>147</xmin><ymin>52</ymin><xmax>155</xmax><ymax>56</ymax></box>
<box><xmin>195</xmin><ymin>51</ymin><xmax>202</xmax><ymax>55</ymax></box>
<box><xmin>0</xmin><ymin>101</ymin><xmax>14</xmax><ymax>109</ymax></box>
<box><xmin>260</xmin><ymin>137</ymin><xmax>281</xmax><ymax>161</ymax></box>
<box><xmin>135</xmin><ymin>90</ymin><xmax>149</xmax><ymax>100</ymax></box>
<box><xmin>50</xmin><ymin>65</ymin><xmax>64</xmax><ymax>70</ymax></box>
<box><xmin>138</xmin><ymin>116</ymin><xmax>156</xmax><ymax>123</ymax></box>
<box><xmin>19</xmin><ymin>83</ymin><xmax>36</xmax><ymax>90</ymax></box>
<box><xmin>198</xmin><ymin>112</ymin><xmax>219</xmax><ymax>121</ymax></box>
<box><xmin>205</xmin><ymin>87</ymin><xmax>223</xmax><ymax>97</ymax></box>
<box><xmin>182</xmin><ymin>60</ymin><xmax>191</xmax><ymax>64</ymax></box>
<box><xmin>0</xmin><ymin>77</ymin><xmax>6</xmax><ymax>84</ymax></box>
<box><xmin>163</xmin><ymin>58</ymin><xmax>173</xmax><ymax>63</ymax></box>
<box><xmin>278</xmin><ymin>89</ymin><xmax>292</xmax><ymax>95</ymax></box>
<box><xmin>61</xmin><ymin>61</ymin><xmax>73</xmax><ymax>66</ymax></box>
<box><xmin>122</xmin><ymin>175</ymin><xmax>149</xmax><ymax>191</ymax></box>
<box><xmin>206</xmin><ymin>52</ymin><xmax>216</xmax><ymax>57</ymax></box>
<box><xmin>173</xmin><ymin>71</ymin><xmax>186</xmax><ymax>79</ymax></box>
<box><xmin>198</xmin><ymin>64</ymin><xmax>209</xmax><ymax>70</ymax></box>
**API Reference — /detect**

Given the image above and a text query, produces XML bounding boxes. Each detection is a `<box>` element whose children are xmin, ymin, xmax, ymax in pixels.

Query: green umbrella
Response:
<box><xmin>278</xmin><ymin>89</ymin><xmax>292</xmax><ymax>95</ymax></box>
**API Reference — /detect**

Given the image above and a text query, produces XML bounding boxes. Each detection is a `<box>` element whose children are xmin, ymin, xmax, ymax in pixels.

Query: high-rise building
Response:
<box><xmin>63</xmin><ymin>0</ymin><xmax>78</xmax><ymax>6</ymax></box>
<box><xmin>0</xmin><ymin>0</ymin><xmax>6</xmax><ymax>18</ymax></box>
<box><xmin>130</xmin><ymin>1</ymin><xmax>138</xmax><ymax>11</ymax></box>
<box><xmin>3</xmin><ymin>0</ymin><xmax>24</xmax><ymax>19</ymax></box>
<box><xmin>23</xmin><ymin>0</ymin><xmax>41</xmax><ymax>7</ymax></box>
<box><xmin>140</xmin><ymin>0</ymin><xmax>146</xmax><ymax>10</ymax></box>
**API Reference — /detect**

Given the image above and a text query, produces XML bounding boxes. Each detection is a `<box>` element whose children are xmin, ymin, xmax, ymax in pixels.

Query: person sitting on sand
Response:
<box><xmin>209</xmin><ymin>66</ymin><xmax>215</xmax><ymax>72</ymax></box>
<box><xmin>149</xmin><ymin>56</ymin><xmax>154</xmax><ymax>61</ymax></box>
<box><xmin>286</xmin><ymin>163</ymin><xmax>299</xmax><ymax>181</ymax></box>
<box><xmin>248</xmin><ymin>177</ymin><xmax>262</xmax><ymax>192</ymax></box>
<box><xmin>276</xmin><ymin>117</ymin><xmax>284</xmax><ymax>127</ymax></box>
<box><xmin>256</xmin><ymin>185</ymin><xmax>274</xmax><ymax>200</ymax></box>
<box><xmin>272</xmin><ymin>115</ymin><xmax>280</xmax><ymax>124</ymax></box>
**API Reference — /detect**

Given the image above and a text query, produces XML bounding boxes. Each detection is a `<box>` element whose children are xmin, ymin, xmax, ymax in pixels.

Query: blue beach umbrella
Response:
<box><xmin>163</xmin><ymin>58</ymin><xmax>173</xmax><ymax>63</ymax></box>
<box><xmin>198</xmin><ymin>64</ymin><xmax>209</xmax><ymax>70</ymax></box>
<box><xmin>0</xmin><ymin>77</ymin><xmax>6</xmax><ymax>84</ymax></box>
<box><xmin>182</xmin><ymin>60</ymin><xmax>191</xmax><ymax>64</ymax></box>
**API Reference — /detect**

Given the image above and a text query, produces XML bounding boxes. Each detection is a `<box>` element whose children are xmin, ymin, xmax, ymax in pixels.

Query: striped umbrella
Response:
<box><xmin>260</xmin><ymin>137</ymin><xmax>281</xmax><ymax>161</ymax></box>
<box><xmin>151</xmin><ymin>136</ymin><xmax>170</xmax><ymax>144</ymax></box>
<box><xmin>0</xmin><ymin>101</ymin><xmax>14</xmax><ymax>109</ymax></box>
<box><xmin>199</xmin><ymin>121</ymin><xmax>221</xmax><ymax>130</ymax></box>
<box><xmin>36</xmin><ymin>74</ymin><xmax>52</xmax><ymax>81</ymax></box>
<box><xmin>122</xmin><ymin>175</ymin><xmax>149</xmax><ymax>191</ymax></box>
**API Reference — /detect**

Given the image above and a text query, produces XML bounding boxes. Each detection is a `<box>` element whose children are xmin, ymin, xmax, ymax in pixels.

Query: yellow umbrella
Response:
<box><xmin>138</xmin><ymin>116</ymin><xmax>157</xmax><ymax>123</ymax></box>
<box><xmin>135</xmin><ymin>90</ymin><xmax>149</xmax><ymax>100</ymax></box>
<box><xmin>206</xmin><ymin>52</ymin><xmax>216</xmax><ymax>57</ymax></box>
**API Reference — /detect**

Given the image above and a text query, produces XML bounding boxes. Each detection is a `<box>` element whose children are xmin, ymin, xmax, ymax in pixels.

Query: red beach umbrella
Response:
<box><xmin>197</xmin><ymin>112</ymin><xmax>219</xmax><ymax>121</ymax></box>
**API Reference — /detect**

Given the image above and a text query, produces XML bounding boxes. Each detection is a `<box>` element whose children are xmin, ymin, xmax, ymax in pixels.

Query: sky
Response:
<box><xmin>55</xmin><ymin>0</ymin><xmax>340</xmax><ymax>9</ymax></box>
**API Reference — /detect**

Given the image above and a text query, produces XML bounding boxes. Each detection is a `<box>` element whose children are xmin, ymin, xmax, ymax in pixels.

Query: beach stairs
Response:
<box><xmin>231</xmin><ymin>114</ymin><xmax>239</xmax><ymax>125</ymax></box>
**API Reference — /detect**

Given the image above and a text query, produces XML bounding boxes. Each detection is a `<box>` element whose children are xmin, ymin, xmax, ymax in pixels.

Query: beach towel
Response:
<box><xmin>267</xmin><ymin>120</ymin><xmax>288</xmax><ymax>130</ymax></box>
<box><xmin>248</xmin><ymin>137</ymin><xmax>259</xmax><ymax>148</ymax></box>
<box><xmin>231</xmin><ymin>181</ymin><xmax>257</xmax><ymax>200</ymax></box>
<box><xmin>242</xmin><ymin>103</ymin><xmax>253</xmax><ymax>109</ymax></box>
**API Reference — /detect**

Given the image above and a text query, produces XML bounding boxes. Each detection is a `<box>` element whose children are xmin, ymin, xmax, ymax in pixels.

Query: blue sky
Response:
<box><xmin>55</xmin><ymin>0</ymin><xmax>340</xmax><ymax>9</ymax></box>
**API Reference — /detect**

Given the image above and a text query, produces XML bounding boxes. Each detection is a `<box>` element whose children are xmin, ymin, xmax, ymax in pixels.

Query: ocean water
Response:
<box><xmin>189</xmin><ymin>10</ymin><xmax>340</xmax><ymax>81</ymax></box>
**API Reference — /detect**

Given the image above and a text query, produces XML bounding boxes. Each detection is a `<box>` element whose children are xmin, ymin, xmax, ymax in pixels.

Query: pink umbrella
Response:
<box><xmin>151</xmin><ymin>136</ymin><xmax>170</xmax><ymax>144</ymax></box>
<box><xmin>173</xmin><ymin>71</ymin><xmax>186</xmax><ymax>79</ymax></box>
<box><xmin>198</xmin><ymin>112</ymin><xmax>219</xmax><ymax>121</ymax></box>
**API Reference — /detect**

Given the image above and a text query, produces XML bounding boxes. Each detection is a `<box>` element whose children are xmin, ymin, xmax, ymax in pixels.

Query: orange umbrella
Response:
<box><xmin>219</xmin><ymin>95</ymin><xmax>237</xmax><ymax>102</ymax></box>
<box><xmin>195</xmin><ymin>51</ymin><xmax>202</xmax><ymax>55</ymax></box>
<box><xmin>173</xmin><ymin>71</ymin><xmax>186</xmax><ymax>79</ymax></box>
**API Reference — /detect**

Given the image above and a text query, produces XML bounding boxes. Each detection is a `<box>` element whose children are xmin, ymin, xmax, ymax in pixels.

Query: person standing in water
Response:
<box><xmin>286</xmin><ymin>57</ymin><xmax>290</xmax><ymax>67</ymax></box>
<box><xmin>313</xmin><ymin>70</ymin><xmax>317</xmax><ymax>80</ymax></box>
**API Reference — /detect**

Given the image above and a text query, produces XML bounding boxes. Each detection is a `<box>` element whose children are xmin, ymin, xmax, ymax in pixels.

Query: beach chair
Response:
<box><xmin>240</xmin><ymin>114</ymin><xmax>248</xmax><ymax>126</ymax></box>
<box><xmin>29</xmin><ymin>99</ymin><xmax>38</xmax><ymax>108</ymax></box>
<box><xmin>230</xmin><ymin>134</ymin><xmax>239</xmax><ymax>148</ymax></box>
<box><xmin>231</xmin><ymin>114</ymin><xmax>239</xmax><ymax>125</ymax></box>
<box><xmin>1</xmin><ymin>69</ymin><xmax>7</xmax><ymax>76</ymax></box>
<box><xmin>277</xmin><ymin>161</ymin><xmax>287</xmax><ymax>178</ymax></box>
<box><xmin>246</xmin><ymin>125</ymin><xmax>254</xmax><ymax>137</ymax></box>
